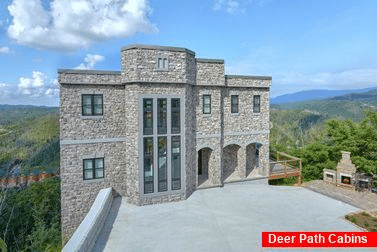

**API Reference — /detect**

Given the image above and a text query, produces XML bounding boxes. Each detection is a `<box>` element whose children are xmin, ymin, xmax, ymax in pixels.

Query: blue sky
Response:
<box><xmin>0</xmin><ymin>0</ymin><xmax>377</xmax><ymax>106</ymax></box>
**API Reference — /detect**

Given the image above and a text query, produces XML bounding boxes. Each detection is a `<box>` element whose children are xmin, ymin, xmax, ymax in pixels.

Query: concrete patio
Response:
<box><xmin>93</xmin><ymin>179</ymin><xmax>375</xmax><ymax>252</ymax></box>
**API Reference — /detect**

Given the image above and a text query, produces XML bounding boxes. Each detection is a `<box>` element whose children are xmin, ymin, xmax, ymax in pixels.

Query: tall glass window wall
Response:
<box><xmin>142</xmin><ymin>97</ymin><xmax>182</xmax><ymax>195</ymax></box>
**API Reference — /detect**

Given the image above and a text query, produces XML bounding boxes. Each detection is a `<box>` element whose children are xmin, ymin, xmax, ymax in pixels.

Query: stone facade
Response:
<box><xmin>59</xmin><ymin>44</ymin><xmax>272</xmax><ymax>241</ymax></box>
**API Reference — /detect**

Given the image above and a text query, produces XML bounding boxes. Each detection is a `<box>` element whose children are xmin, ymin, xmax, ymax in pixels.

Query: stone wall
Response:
<box><xmin>223</xmin><ymin>87</ymin><xmax>270</xmax><ymax>133</ymax></box>
<box><xmin>225</xmin><ymin>75</ymin><xmax>271</xmax><ymax>88</ymax></box>
<box><xmin>58</xmin><ymin>70</ymin><xmax>122</xmax><ymax>85</ymax></box>
<box><xmin>121</xmin><ymin>45</ymin><xmax>196</xmax><ymax>84</ymax></box>
<box><xmin>195</xmin><ymin>87</ymin><xmax>222</xmax><ymax>135</ymax></box>
<box><xmin>60</xmin><ymin>84</ymin><xmax>126</xmax><ymax>140</ymax></box>
<box><xmin>60</xmin><ymin>141</ymin><xmax>127</xmax><ymax>242</ymax></box>
<box><xmin>196</xmin><ymin>59</ymin><xmax>225</xmax><ymax>86</ymax></box>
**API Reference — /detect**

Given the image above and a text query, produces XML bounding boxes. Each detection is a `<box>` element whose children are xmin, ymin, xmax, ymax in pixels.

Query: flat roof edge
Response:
<box><xmin>121</xmin><ymin>44</ymin><xmax>196</xmax><ymax>56</ymax></box>
<box><xmin>58</xmin><ymin>69</ymin><xmax>121</xmax><ymax>75</ymax></box>
<box><xmin>196</xmin><ymin>58</ymin><xmax>224</xmax><ymax>63</ymax></box>
<box><xmin>225</xmin><ymin>74</ymin><xmax>272</xmax><ymax>80</ymax></box>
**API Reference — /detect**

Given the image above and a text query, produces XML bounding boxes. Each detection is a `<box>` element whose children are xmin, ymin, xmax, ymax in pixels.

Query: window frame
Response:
<box><xmin>139</xmin><ymin>95</ymin><xmax>185</xmax><ymax>196</ymax></box>
<box><xmin>156</xmin><ymin>56</ymin><xmax>169</xmax><ymax>71</ymax></box>
<box><xmin>83</xmin><ymin>158</ymin><xmax>104</xmax><ymax>180</ymax></box>
<box><xmin>253</xmin><ymin>95</ymin><xmax>261</xmax><ymax>113</ymax></box>
<box><xmin>231</xmin><ymin>95</ymin><xmax>239</xmax><ymax>114</ymax></box>
<box><xmin>82</xmin><ymin>94</ymin><xmax>103</xmax><ymax>116</ymax></box>
<box><xmin>203</xmin><ymin>95</ymin><xmax>211</xmax><ymax>114</ymax></box>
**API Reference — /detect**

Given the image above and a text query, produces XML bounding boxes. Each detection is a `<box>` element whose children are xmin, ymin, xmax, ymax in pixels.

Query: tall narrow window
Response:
<box><xmin>158</xmin><ymin>137</ymin><xmax>167</xmax><ymax>192</ymax></box>
<box><xmin>157</xmin><ymin>99</ymin><xmax>167</xmax><ymax>134</ymax></box>
<box><xmin>143</xmin><ymin>99</ymin><xmax>153</xmax><ymax>135</ymax></box>
<box><xmin>253</xmin><ymin>95</ymin><xmax>260</xmax><ymax>113</ymax></box>
<box><xmin>171</xmin><ymin>136</ymin><xmax>181</xmax><ymax>190</ymax></box>
<box><xmin>83</xmin><ymin>158</ymin><xmax>104</xmax><ymax>180</ymax></box>
<box><xmin>144</xmin><ymin>138</ymin><xmax>154</xmax><ymax>194</ymax></box>
<box><xmin>203</xmin><ymin>95</ymin><xmax>211</xmax><ymax>114</ymax></box>
<box><xmin>171</xmin><ymin>98</ymin><xmax>180</xmax><ymax>134</ymax></box>
<box><xmin>82</xmin><ymin>94</ymin><xmax>103</xmax><ymax>116</ymax></box>
<box><xmin>231</xmin><ymin>95</ymin><xmax>238</xmax><ymax>113</ymax></box>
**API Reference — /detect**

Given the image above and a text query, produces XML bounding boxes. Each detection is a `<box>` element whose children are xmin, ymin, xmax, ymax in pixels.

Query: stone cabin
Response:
<box><xmin>59</xmin><ymin>44</ymin><xmax>272</xmax><ymax>239</ymax></box>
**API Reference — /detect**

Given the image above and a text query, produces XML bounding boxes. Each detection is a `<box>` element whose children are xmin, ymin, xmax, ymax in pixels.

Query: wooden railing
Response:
<box><xmin>269</xmin><ymin>151</ymin><xmax>302</xmax><ymax>186</ymax></box>
<box><xmin>0</xmin><ymin>172</ymin><xmax>59</xmax><ymax>189</ymax></box>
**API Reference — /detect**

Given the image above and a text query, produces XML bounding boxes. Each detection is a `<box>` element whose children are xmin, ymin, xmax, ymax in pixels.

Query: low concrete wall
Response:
<box><xmin>62</xmin><ymin>187</ymin><xmax>113</xmax><ymax>252</ymax></box>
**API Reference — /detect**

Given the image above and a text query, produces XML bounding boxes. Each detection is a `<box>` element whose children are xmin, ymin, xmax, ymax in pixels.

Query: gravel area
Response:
<box><xmin>302</xmin><ymin>180</ymin><xmax>377</xmax><ymax>210</ymax></box>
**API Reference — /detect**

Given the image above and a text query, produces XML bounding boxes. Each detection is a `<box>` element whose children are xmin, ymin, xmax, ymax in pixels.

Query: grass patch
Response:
<box><xmin>361</xmin><ymin>212</ymin><xmax>370</xmax><ymax>217</ymax></box>
<box><xmin>345</xmin><ymin>212</ymin><xmax>377</xmax><ymax>231</ymax></box>
<box><xmin>268</xmin><ymin>176</ymin><xmax>299</xmax><ymax>186</ymax></box>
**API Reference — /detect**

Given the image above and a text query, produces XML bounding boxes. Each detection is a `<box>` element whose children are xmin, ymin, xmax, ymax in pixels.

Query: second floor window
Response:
<box><xmin>231</xmin><ymin>95</ymin><xmax>238</xmax><ymax>113</ymax></box>
<box><xmin>82</xmin><ymin>94</ymin><xmax>103</xmax><ymax>116</ymax></box>
<box><xmin>253</xmin><ymin>95</ymin><xmax>260</xmax><ymax>113</ymax></box>
<box><xmin>203</xmin><ymin>95</ymin><xmax>211</xmax><ymax>114</ymax></box>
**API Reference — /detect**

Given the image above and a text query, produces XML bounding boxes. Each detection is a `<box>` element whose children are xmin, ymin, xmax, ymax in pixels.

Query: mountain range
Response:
<box><xmin>271</xmin><ymin>87</ymin><xmax>377</xmax><ymax>104</ymax></box>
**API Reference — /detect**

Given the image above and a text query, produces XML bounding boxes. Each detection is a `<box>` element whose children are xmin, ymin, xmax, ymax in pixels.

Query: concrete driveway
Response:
<box><xmin>94</xmin><ymin>179</ymin><xmax>374</xmax><ymax>252</ymax></box>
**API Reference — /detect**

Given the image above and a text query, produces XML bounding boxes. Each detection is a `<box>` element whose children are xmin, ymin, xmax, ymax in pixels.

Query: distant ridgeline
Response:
<box><xmin>271</xmin><ymin>88</ymin><xmax>377</xmax><ymax>121</ymax></box>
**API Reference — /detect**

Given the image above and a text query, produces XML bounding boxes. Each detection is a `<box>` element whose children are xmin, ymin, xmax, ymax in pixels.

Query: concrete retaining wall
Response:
<box><xmin>62</xmin><ymin>187</ymin><xmax>113</xmax><ymax>252</ymax></box>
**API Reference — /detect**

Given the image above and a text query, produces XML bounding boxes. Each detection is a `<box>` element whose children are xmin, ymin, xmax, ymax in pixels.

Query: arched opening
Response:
<box><xmin>223</xmin><ymin>144</ymin><xmax>241</xmax><ymax>182</ymax></box>
<box><xmin>246</xmin><ymin>143</ymin><xmax>262</xmax><ymax>177</ymax></box>
<box><xmin>198</xmin><ymin>148</ymin><xmax>212</xmax><ymax>186</ymax></box>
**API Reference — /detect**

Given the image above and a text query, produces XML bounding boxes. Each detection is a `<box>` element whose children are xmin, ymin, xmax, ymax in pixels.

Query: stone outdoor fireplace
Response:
<box><xmin>323</xmin><ymin>151</ymin><xmax>356</xmax><ymax>189</ymax></box>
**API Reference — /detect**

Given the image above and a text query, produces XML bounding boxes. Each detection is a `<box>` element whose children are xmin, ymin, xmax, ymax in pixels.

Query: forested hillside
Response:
<box><xmin>271</xmin><ymin>90</ymin><xmax>377</xmax><ymax>122</ymax></box>
<box><xmin>270</xmin><ymin>108</ymin><xmax>377</xmax><ymax>185</ymax></box>
<box><xmin>0</xmin><ymin>106</ymin><xmax>61</xmax><ymax>251</ymax></box>
<box><xmin>0</xmin><ymin>107</ymin><xmax>59</xmax><ymax>177</ymax></box>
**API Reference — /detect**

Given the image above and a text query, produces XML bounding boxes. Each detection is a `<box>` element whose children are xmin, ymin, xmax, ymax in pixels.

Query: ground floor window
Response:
<box><xmin>83</xmin><ymin>158</ymin><xmax>104</xmax><ymax>180</ymax></box>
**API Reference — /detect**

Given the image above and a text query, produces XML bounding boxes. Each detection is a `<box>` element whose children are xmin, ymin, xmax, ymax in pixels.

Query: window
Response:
<box><xmin>171</xmin><ymin>136</ymin><xmax>181</xmax><ymax>190</ymax></box>
<box><xmin>157</xmin><ymin>99</ymin><xmax>167</xmax><ymax>134</ymax></box>
<box><xmin>82</xmin><ymin>94</ymin><xmax>103</xmax><ymax>116</ymax></box>
<box><xmin>171</xmin><ymin>98</ymin><xmax>180</xmax><ymax>134</ymax></box>
<box><xmin>158</xmin><ymin>137</ymin><xmax>167</xmax><ymax>192</ymax></box>
<box><xmin>142</xmin><ymin>97</ymin><xmax>182</xmax><ymax>195</ymax></box>
<box><xmin>144</xmin><ymin>138</ymin><xmax>154</xmax><ymax>194</ymax></box>
<box><xmin>231</xmin><ymin>95</ymin><xmax>238</xmax><ymax>113</ymax></box>
<box><xmin>143</xmin><ymin>99</ymin><xmax>153</xmax><ymax>135</ymax></box>
<box><xmin>157</xmin><ymin>57</ymin><xmax>168</xmax><ymax>70</ymax></box>
<box><xmin>203</xmin><ymin>95</ymin><xmax>211</xmax><ymax>114</ymax></box>
<box><xmin>253</xmin><ymin>95</ymin><xmax>260</xmax><ymax>113</ymax></box>
<box><xmin>83</xmin><ymin>158</ymin><xmax>104</xmax><ymax>180</ymax></box>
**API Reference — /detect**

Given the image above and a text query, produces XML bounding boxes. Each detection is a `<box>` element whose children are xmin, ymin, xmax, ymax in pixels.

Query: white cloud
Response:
<box><xmin>7</xmin><ymin>0</ymin><xmax>157</xmax><ymax>51</ymax></box>
<box><xmin>17</xmin><ymin>71</ymin><xmax>58</xmax><ymax>97</ymax></box>
<box><xmin>75</xmin><ymin>54</ymin><xmax>105</xmax><ymax>70</ymax></box>
<box><xmin>0</xmin><ymin>47</ymin><xmax>11</xmax><ymax>54</ymax></box>
<box><xmin>213</xmin><ymin>0</ymin><xmax>245</xmax><ymax>14</ymax></box>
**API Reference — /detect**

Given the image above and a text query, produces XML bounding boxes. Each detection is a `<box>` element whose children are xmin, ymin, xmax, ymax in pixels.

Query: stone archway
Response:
<box><xmin>246</xmin><ymin>143</ymin><xmax>262</xmax><ymax>177</ymax></box>
<box><xmin>198</xmin><ymin>148</ymin><xmax>212</xmax><ymax>186</ymax></box>
<box><xmin>222</xmin><ymin>144</ymin><xmax>241</xmax><ymax>182</ymax></box>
